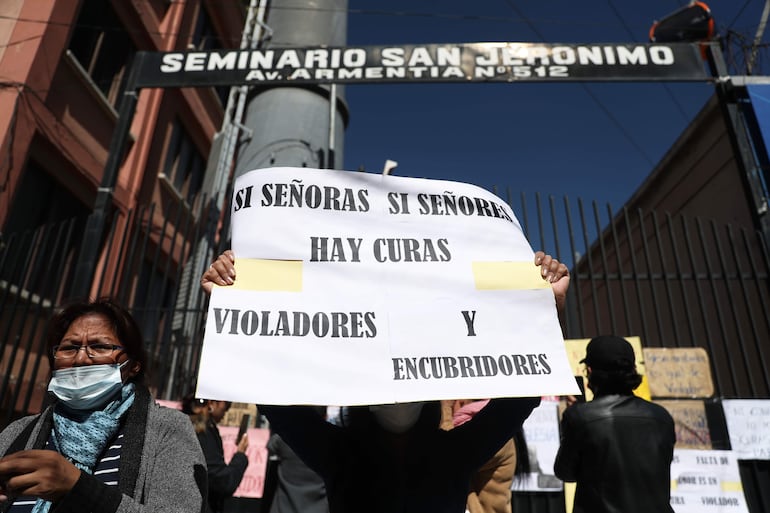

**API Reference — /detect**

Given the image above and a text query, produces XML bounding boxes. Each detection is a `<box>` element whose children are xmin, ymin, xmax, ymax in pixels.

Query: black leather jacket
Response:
<box><xmin>554</xmin><ymin>394</ymin><xmax>675</xmax><ymax>513</ymax></box>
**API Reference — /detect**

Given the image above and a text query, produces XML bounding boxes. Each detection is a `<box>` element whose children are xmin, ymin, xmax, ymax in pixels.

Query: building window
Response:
<box><xmin>191</xmin><ymin>5</ymin><xmax>229</xmax><ymax>105</ymax></box>
<box><xmin>191</xmin><ymin>4</ymin><xmax>221</xmax><ymax>51</ymax></box>
<box><xmin>163</xmin><ymin>120</ymin><xmax>205</xmax><ymax>204</ymax></box>
<box><xmin>68</xmin><ymin>0</ymin><xmax>135</xmax><ymax>108</ymax></box>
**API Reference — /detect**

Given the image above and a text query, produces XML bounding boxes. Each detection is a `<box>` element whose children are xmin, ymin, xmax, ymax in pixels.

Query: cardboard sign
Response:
<box><xmin>197</xmin><ymin>167</ymin><xmax>578</xmax><ymax>405</ymax></box>
<box><xmin>644</xmin><ymin>347</ymin><xmax>714</xmax><ymax>398</ymax></box>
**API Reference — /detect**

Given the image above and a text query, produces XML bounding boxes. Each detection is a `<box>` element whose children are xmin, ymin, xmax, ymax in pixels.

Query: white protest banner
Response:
<box><xmin>197</xmin><ymin>167</ymin><xmax>579</xmax><ymax>405</ymax></box>
<box><xmin>670</xmin><ymin>449</ymin><xmax>749</xmax><ymax>512</ymax></box>
<box><xmin>721</xmin><ymin>399</ymin><xmax>770</xmax><ymax>459</ymax></box>
<box><xmin>512</xmin><ymin>398</ymin><xmax>562</xmax><ymax>491</ymax></box>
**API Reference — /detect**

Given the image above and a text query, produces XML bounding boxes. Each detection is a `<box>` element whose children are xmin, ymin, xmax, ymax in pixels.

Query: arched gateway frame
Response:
<box><xmin>72</xmin><ymin>41</ymin><xmax>760</xmax><ymax>297</ymax></box>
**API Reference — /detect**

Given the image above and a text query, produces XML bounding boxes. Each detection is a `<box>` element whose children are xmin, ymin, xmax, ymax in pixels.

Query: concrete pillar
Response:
<box><xmin>234</xmin><ymin>0</ymin><xmax>348</xmax><ymax>176</ymax></box>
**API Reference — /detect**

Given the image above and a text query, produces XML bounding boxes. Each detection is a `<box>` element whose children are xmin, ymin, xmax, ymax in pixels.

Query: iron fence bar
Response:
<box><xmin>0</xmin><ymin>228</ymin><xmax>40</xmax><ymax>421</ymax></box>
<box><xmin>622</xmin><ymin>207</ymin><xmax>650</xmax><ymax>343</ymax></box>
<box><xmin>2</xmin><ymin>221</ymin><xmax>59</xmax><ymax>423</ymax></box>
<box><xmin>563</xmin><ymin>197</ymin><xmax>585</xmax><ymax>337</ymax></box>
<box><xmin>710</xmin><ymin>221</ymin><xmax>758</xmax><ymax>396</ymax></box>
<box><xmin>639</xmin><ymin>210</ymin><xmax>665</xmax><ymax>346</ymax></box>
<box><xmin>129</xmin><ymin>203</ymin><xmax>156</xmax><ymax>311</ymax></box>
<box><xmin>95</xmin><ymin>210</ymin><xmax>122</xmax><ymax>297</ymax></box>
<box><xmin>108</xmin><ymin>207</ymin><xmax>138</xmax><ymax>299</ymax></box>
<box><xmin>168</xmin><ymin>241</ymin><xmax>200</xmax><ymax>399</ymax></box>
<box><xmin>0</xmin><ymin>231</ymin><xmax>19</xmax><ymax>280</ymax></box>
<box><xmin>536</xmin><ymin>193</ymin><xmax>546</xmax><ymax>253</ymax></box>
<box><xmin>652</xmin><ymin>212</ymin><xmax>682</xmax><ymax>347</ymax></box>
<box><xmin>681</xmin><ymin>216</ymin><xmax>725</xmax><ymax>394</ymax></box>
<box><xmin>117</xmin><ymin>204</ymin><xmax>153</xmax><ymax>306</ymax></box>
<box><xmin>548</xmin><ymin>196</ymin><xmax>563</xmax><ymax>263</ymax></box>
<box><xmin>728</xmin><ymin>225</ymin><xmax>770</xmax><ymax>395</ymax></box>
<box><xmin>156</xmin><ymin>201</ymin><xmax>197</xmax><ymax>399</ymax></box>
<box><xmin>578</xmin><ymin>198</ymin><xmax>602</xmax><ymax>333</ymax></box>
<box><xmin>666</xmin><ymin>213</ymin><xmax>698</xmax><ymax>348</ymax></box>
<box><xmin>593</xmin><ymin>200</ymin><xmax>617</xmax><ymax>334</ymax></box>
<box><xmin>0</xmin><ymin>230</ymin><xmax>29</xmax><ymax>314</ymax></box>
<box><xmin>695</xmin><ymin>218</ymin><xmax>740</xmax><ymax>396</ymax></box>
<box><xmin>140</xmin><ymin>201</ymin><xmax>175</xmax><ymax>327</ymax></box>
<box><xmin>504</xmin><ymin>188</ymin><xmax>512</xmax><ymax>224</ymax></box>
<box><xmin>608</xmin><ymin>204</ymin><xmax>633</xmax><ymax>337</ymax></box>
<box><xmin>157</xmin><ymin>197</ymin><xmax>187</xmax><ymax>317</ymax></box>
<box><xmin>151</xmin><ymin>198</ymin><xmax>186</xmax><ymax>363</ymax></box>
<box><xmin>171</xmin><ymin>214</ymin><xmax>208</xmax><ymax>400</ymax></box>
<box><xmin>17</xmin><ymin>219</ymin><xmax>77</xmax><ymax>417</ymax></box>
<box><xmin>740</xmin><ymin>228</ymin><xmax>770</xmax><ymax>395</ymax></box>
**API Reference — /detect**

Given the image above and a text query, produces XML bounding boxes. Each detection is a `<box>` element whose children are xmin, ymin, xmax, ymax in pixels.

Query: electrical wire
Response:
<box><xmin>0</xmin><ymin>4</ymin><xmax>648</xmax><ymax>49</ymax></box>
<box><xmin>607</xmin><ymin>0</ymin><xmax>690</xmax><ymax>122</ymax></box>
<box><xmin>726</xmin><ymin>0</ymin><xmax>753</xmax><ymax>32</ymax></box>
<box><xmin>499</xmin><ymin>0</ymin><xmax>655</xmax><ymax>166</ymax></box>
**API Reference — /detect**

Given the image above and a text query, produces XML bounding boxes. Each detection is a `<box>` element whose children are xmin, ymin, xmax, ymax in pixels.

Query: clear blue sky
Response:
<box><xmin>341</xmin><ymin>1</ymin><xmax>768</xmax><ymax>213</ymax></box>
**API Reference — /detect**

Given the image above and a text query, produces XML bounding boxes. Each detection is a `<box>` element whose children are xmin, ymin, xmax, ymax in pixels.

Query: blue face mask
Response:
<box><xmin>48</xmin><ymin>361</ymin><xmax>129</xmax><ymax>410</ymax></box>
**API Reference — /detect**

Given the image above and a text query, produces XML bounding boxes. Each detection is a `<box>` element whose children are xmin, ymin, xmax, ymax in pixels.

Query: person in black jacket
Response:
<box><xmin>183</xmin><ymin>396</ymin><xmax>249</xmax><ymax>513</ymax></box>
<box><xmin>554</xmin><ymin>335</ymin><xmax>676</xmax><ymax>513</ymax></box>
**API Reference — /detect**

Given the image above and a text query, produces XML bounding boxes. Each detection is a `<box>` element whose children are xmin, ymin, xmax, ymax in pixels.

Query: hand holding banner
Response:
<box><xmin>197</xmin><ymin>167</ymin><xmax>578</xmax><ymax>405</ymax></box>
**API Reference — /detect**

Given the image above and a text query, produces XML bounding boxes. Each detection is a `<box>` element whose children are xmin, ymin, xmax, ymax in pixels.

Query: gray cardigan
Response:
<box><xmin>0</xmin><ymin>385</ymin><xmax>207</xmax><ymax>513</ymax></box>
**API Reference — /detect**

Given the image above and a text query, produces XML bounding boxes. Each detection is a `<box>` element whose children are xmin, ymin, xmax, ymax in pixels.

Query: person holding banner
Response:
<box><xmin>0</xmin><ymin>298</ymin><xmax>206</xmax><ymax>513</ymax></box>
<box><xmin>554</xmin><ymin>335</ymin><xmax>676</xmax><ymax>513</ymax></box>
<box><xmin>201</xmin><ymin>249</ymin><xmax>569</xmax><ymax>513</ymax></box>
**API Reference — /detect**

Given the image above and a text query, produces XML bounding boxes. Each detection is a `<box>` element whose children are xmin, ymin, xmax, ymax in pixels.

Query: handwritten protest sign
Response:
<box><xmin>644</xmin><ymin>347</ymin><xmax>714</xmax><ymax>398</ymax></box>
<box><xmin>197</xmin><ymin>167</ymin><xmax>578</xmax><ymax>405</ymax></box>
<box><xmin>670</xmin><ymin>449</ymin><xmax>749</xmax><ymax>512</ymax></box>
<box><xmin>721</xmin><ymin>399</ymin><xmax>770</xmax><ymax>460</ymax></box>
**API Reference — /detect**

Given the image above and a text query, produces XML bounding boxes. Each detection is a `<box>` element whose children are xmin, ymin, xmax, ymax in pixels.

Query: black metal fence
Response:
<box><xmin>1</xmin><ymin>191</ymin><xmax>769</xmax><ymax>512</ymax></box>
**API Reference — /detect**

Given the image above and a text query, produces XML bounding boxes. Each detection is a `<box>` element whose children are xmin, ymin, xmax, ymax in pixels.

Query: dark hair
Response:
<box><xmin>587</xmin><ymin>365</ymin><xmax>643</xmax><ymax>395</ymax></box>
<box><xmin>181</xmin><ymin>393</ymin><xmax>207</xmax><ymax>415</ymax></box>
<box><xmin>46</xmin><ymin>297</ymin><xmax>147</xmax><ymax>382</ymax></box>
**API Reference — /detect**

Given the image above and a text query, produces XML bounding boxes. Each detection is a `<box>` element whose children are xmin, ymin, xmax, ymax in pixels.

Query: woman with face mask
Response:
<box><xmin>0</xmin><ymin>298</ymin><xmax>207</xmax><ymax>513</ymax></box>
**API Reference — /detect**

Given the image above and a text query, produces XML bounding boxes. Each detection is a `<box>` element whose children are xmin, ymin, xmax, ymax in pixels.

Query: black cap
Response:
<box><xmin>580</xmin><ymin>335</ymin><xmax>636</xmax><ymax>370</ymax></box>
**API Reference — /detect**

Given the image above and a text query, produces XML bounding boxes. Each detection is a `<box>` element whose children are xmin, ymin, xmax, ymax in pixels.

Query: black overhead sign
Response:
<box><xmin>132</xmin><ymin>42</ymin><xmax>710</xmax><ymax>89</ymax></box>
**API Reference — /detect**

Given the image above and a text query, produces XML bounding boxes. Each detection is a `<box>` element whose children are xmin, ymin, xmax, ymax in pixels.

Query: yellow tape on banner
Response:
<box><xmin>229</xmin><ymin>259</ymin><xmax>303</xmax><ymax>291</ymax></box>
<box><xmin>472</xmin><ymin>261</ymin><xmax>550</xmax><ymax>290</ymax></box>
<box><xmin>721</xmin><ymin>481</ymin><xmax>743</xmax><ymax>492</ymax></box>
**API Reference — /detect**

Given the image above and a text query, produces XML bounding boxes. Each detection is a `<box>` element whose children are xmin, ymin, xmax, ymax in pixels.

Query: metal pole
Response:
<box><xmin>71</xmin><ymin>54</ymin><xmax>142</xmax><ymax>299</ymax></box>
<box><xmin>747</xmin><ymin>0</ymin><xmax>770</xmax><ymax>75</ymax></box>
<box><xmin>707</xmin><ymin>43</ymin><xmax>770</xmax><ymax>253</ymax></box>
<box><xmin>328</xmin><ymin>83</ymin><xmax>337</xmax><ymax>169</ymax></box>
<box><xmin>234</xmin><ymin>0</ymin><xmax>348</xmax><ymax>177</ymax></box>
